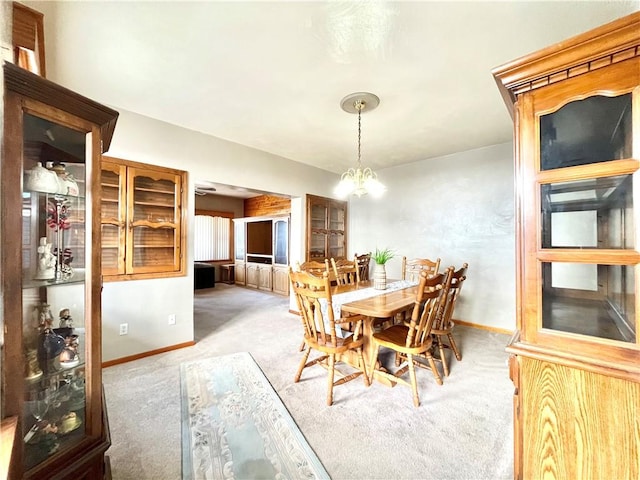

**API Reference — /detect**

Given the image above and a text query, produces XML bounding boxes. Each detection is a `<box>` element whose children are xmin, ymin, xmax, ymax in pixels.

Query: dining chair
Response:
<box><xmin>401</xmin><ymin>256</ymin><xmax>441</xmax><ymax>282</ymax></box>
<box><xmin>289</xmin><ymin>267</ymin><xmax>370</xmax><ymax>406</ymax></box>
<box><xmin>354</xmin><ymin>252</ymin><xmax>371</xmax><ymax>281</ymax></box>
<box><xmin>331</xmin><ymin>257</ymin><xmax>360</xmax><ymax>286</ymax></box>
<box><xmin>296</xmin><ymin>259</ymin><xmax>331</xmax><ymax>277</ymax></box>
<box><xmin>368</xmin><ymin>268</ymin><xmax>453</xmax><ymax>407</ymax></box>
<box><xmin>294</xmin><ymin>260</ymin><xmax>332</xmax><ymax>351</ymax></box>
<box><xmin>431</xmin><ymin>263</ymin><xmax>468</xmax><ymax>377</ymax></box>
<box><xmin>394</xmin><ymin>256</ymin><xmax>442</xmax><ymax>325</ymax></box>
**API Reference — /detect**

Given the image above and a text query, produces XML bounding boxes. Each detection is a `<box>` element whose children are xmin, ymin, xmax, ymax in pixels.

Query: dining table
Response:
<box><xmin>327</xmin><ymin>279</ymin><xmax>419</xmax><ymax>387</ymax></box>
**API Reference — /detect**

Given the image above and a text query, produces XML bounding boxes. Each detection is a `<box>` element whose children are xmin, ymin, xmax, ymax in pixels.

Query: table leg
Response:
<box><xmin>339</xmin><ymin>317</ymin><xmax>396</xmax><ymax>387</ymax></box>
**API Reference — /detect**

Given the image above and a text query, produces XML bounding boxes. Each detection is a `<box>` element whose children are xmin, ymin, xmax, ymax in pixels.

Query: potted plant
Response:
<box><xmin>372</xmin><ymin>247</ymin><xmax>394</xmax><ymax>290</ymax></box>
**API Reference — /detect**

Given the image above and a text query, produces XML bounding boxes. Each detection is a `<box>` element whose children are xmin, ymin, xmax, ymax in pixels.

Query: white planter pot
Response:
<box><xmin>373</xmin><ymin>263</ymin><xmax>387</xmax><ymax>290</ymax></box>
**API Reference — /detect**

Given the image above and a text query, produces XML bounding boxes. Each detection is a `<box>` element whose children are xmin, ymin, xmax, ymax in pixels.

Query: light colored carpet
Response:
<box><xmin>181</xmin><ymin>352</ymin><xmax>329</xmax><ymax>479</ymax></box>
<box><xmin>103</xmin><ymin>284</ymin><xmax>514</xmax><ymax>479</ymax></box>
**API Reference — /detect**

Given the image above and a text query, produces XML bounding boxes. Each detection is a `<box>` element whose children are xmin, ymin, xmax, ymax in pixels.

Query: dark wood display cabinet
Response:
<box><xmin>1</xmin><ymin>63</ymin><xmax>118</xmax><ymax>479</ymax></box>
<box><xmin>493</xmin><ymin>12</ymin><xmax>639</xmax><ymax>480</ymax></box>
<box><xmin>306</xmin><ymin>194</ymin><xmax>347</xmax><ymax>262</ymax></box>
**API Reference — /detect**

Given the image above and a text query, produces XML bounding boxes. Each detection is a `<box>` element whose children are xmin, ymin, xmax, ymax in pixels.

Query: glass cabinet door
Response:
<box><xmin>235</xmin><ymin>220</ymin><xmax>246</xmax><ymax>261</ymax></box>
<box><xmin>21</xmin><ymin>113</ymin><xmax>90</xmax><ymax>471</ymax></box>
<box><xmin>127</xmin><ymin>167</ymin><xmax>181</xmax><ymax>274</ymax></box>
<box><xmin>533</xmin><ymin>86</ymin><xmax>637</xmax><ymax>346</ymax></box>
<box><xmin>100</xmin><ymin>162</ymin><xmax>126</xmax><ymax>275</ymax></box>
<box><xmin>273</xmin><ymin>219</ymin><xmax>288</xmax><ymax>265</ymax></box>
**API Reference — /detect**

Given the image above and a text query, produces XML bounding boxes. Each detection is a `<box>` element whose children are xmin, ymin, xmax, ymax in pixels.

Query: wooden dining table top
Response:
<box><xmin>332</xmin><ymin>280</ymin><xmax>418</xmax><ymax>318</ymax></box>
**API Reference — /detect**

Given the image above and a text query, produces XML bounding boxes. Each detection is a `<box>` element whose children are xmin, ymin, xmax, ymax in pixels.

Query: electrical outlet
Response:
<box><xmin>119</xmin><ymin>323</ymin><xmax>128</xmax><ymax>335</ymax></box>
<box><xmin>168</xmin><ymin>314</ymin><xmax>176</xmax><ymax>325</ymax></box>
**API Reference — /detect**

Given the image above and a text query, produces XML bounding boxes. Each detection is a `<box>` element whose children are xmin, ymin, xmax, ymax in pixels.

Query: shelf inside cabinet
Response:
<box><xmin>23</xmin><ymin>270</ymin><xmax>86</xmax><ymax>289</ymax></box>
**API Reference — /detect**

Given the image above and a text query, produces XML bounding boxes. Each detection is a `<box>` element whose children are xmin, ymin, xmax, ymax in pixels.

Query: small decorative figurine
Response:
<box><xmin>34</xmin><ymin>237</ymin><xmax>56</xmax><ymax>280</ymax></box>
<box><xmin>58</xmin><ymin>308</ymin><xmax>73</xmax><ymax>328</ymax></box>
<box><xmin>36</xmin><ymin>303</ymin><xmax>54</xmax><ymax>332</ymax></box>
<box><xmin>24</xmin><ymin>348</ymin><xmax>43</xmax><ymax>381</ymax></box>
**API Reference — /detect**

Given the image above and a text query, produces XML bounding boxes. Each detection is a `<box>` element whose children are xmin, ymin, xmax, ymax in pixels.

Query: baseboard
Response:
<box><xmin>453</xmin><ymin>319</ymin><xmax>513</xmax><ymax>335</ymax></box>
<box><xmin>102</xmin><ymin>341</ymin><xmax>196</xmax><ymax>368</ymax></box>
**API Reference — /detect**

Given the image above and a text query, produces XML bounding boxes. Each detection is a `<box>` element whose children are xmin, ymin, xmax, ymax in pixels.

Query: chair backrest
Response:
<box><xmin>401</xmin><ymin>256</ymin><xmax>441</xmax><ymax>282</ymax></box>
<box><xmin>433</xmin><ymin>263</ymin><xmax>468</xmax><ymax>332</ymax></box>
<box><xmin>297</xmin><ymin>259</ymin><xmax>330</xmax><ymax>276</ymax></box>
<box><xmin>405</xmin><ymin>268</ymin><xmax>453</xmax><ymax>348</ymax></box>
<box><xmin>331</xmin><ymin>257</ymin><xmax>360</xmax><ymax>286</ymax></box>
<box><xmin>354</xmin><ymin>252</ymin><xmax>371</xmax><ymax>281</ymax></box>
<box><xmin>289</xmin><ymin>267</ymin><xmax>339</xmax><ymax>347</ymax></box>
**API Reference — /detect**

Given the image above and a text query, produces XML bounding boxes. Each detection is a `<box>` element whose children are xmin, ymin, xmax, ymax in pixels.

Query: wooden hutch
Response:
<box><xmin>493</xmin><ymin>12</ymin><xmax>640</xmax><ymax>479</ymax></box>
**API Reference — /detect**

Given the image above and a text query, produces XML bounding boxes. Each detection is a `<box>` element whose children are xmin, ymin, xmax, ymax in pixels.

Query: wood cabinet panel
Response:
<box><xmin>235</xmin><ymin>261</ymin><xmax>246</xmax><ymax>285</ymax></box>
<box><xmin>243</xmin><ymin>195</ymin><xmax>291</xmax><ymax>217</ymax></box>
<box><xmin>521</xmin><ymin>357</ymin><xmax>639</xmax><ymax>479</ymax></box>
<box><xmin>258</xmin><ymin>266</ymin><xmax>272</xmax><ymax>291</ymax></box>
<box><xmin>272</xmin><ymin>266</ymin><xmax>290</xmax><ymax>296</ymax></box>
<box><xmin>101</xmin><ymin>157</ymin><xmax>186</xmax><ymax>280</ymax></box>
<box><xmin>246</xmin><ymin>263</ymin><xmax>259</xmax><ymax>288</ymax></box>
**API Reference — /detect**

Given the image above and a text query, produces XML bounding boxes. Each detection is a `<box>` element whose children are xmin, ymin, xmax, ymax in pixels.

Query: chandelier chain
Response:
<box><xmin>357</xmin><ymin>105</ymin><xmax>362</xmax><ymax>167</ymax></box>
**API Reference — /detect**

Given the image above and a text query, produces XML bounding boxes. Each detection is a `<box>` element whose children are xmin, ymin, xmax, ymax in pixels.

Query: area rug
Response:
<box><xmin>180</xmin><ymin>352</ymin><xmax>329</xmax><ymax>480</ymax></box>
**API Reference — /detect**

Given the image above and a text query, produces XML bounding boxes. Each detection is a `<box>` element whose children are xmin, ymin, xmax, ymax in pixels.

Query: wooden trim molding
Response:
<box><xmin>492</xmin><ymin>11</ymin><xmax>640</xmax><ymax>115</ymax></box>
<box><xmin>4</xmin><ymin>63</ymin><xmax>118</xmax><ymax>150</ymax></box>
<box><xmin>101</xmin><ymin>341</ymin><xmax>195</xmax><ymax>368</ymax></box>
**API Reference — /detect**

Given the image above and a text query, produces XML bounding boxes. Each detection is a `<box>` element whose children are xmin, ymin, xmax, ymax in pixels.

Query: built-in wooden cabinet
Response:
<box><xmin>101</xmin><ymin>157</ymin><xmax>186</xmax><ymax>280</ymax></box>
<box><xmin>1</xmin><ymin>62</ymin><xmax>118</xmax><ymax>479</ymax></box>
<box><xmin>493</xmin><ymin>12</ymin><xmax>640</xmax><ymax>480</ymax></box>
<box><xmin>233</xmin><ymin>216</ymin><xmax>289</xmax><ymax>295</ymax></box>
<box><xmin>306</xmin><ymin>194</ymin><xmax>347</xmax><ymax>261</ymax></box>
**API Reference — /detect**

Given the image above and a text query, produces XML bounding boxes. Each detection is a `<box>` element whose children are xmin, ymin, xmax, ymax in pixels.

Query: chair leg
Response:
<box><xmin>448</xmin><ymin>333</ymin><xmax>462</xmax><ymax>361</ymax></box>
<box><xmin>395</xmin><ymin>352</ymin><xmax>404</xmax><ymax>367</ymax></box>
<box><xmin>294</xmin><ymin>347</ymin><xmax>310</xmax><ymax>382</ymax></box>
<box><xmin>326</xmin><ymin>354</ymin><xmax>335</xmax><ymax>406</ymax></box>
<box><xmin>425</xmin><ymin>350</ymin><xmax>443</xmax><ymax>386</ymax></box>
<box><xmin>437</xmin><ymin>337</ymin><xmax>449</xmax><ymax>377</ymax></box>
<box><xmin>298</xmin><ymin>339</ymin><xmax>305</xmax><ymax>352</ymax></box>
<box><xmin>407</xmin><ymin>353</ymin><xmax>420</xmax><ymax>407</ymax></box>
<box><xmin>358</xmin><ymin>347</ymin><xmax>370</xmax><ymax>387</ymax></box>
<box><xmin>368</xmin><ymin>343</ymin><xmax>380</xmax><ymax>384</ymax></box>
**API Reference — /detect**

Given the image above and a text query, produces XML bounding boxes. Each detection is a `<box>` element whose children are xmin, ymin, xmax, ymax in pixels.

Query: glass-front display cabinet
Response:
<box><xmin>1</xmin><ymin>63</ymin><xmax>118</xmax><ymax>479</ymax></box>
<box><xmin>493</xmin><ymin>12</ymin><xmax>639</xmax><ymax>480</ymax></box>
<box><xmin>306</xmin><ymin>194</ymin><xmax>347</xmax><ymax>261</ymax></box>
<box><xmin>101</xmin><ymin>157</ymin><xmax>185</xmax><ymax>280</ymax></box>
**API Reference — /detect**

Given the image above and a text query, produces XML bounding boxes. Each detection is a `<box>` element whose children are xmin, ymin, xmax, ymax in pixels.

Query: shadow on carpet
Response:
<box><xmin>181</xmin><ymin>352</ymin><xmax>329</xmax><ymax>479</ymax></box>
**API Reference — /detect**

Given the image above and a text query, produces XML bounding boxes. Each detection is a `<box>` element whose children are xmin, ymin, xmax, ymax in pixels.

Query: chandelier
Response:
<box><xmin>334</xmin><ymin>92</ymin><xmax>386</xmax><ymax>198</ymax></box>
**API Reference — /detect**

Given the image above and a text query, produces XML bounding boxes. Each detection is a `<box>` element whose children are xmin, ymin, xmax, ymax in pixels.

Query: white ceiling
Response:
<box><xmin>38</xmin><ymin>1</ymin><xmax>639</xmax><ymax>183</ymax></box>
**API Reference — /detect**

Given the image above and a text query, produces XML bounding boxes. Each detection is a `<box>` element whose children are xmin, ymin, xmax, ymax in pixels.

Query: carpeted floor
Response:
<box><xmin>103</xmin><ymin>284</ymin><xmax>514</xmax><ymax>479</ymax></box>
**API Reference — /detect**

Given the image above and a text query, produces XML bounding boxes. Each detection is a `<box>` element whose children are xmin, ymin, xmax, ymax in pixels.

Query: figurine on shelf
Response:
<box><xmin>24</xmin><ymin>162</ymin><xmax>59</xmax><ymax>194</ymax></box>
<box><xmin>59</xmin><ymin>333</ymin><xmax>80</xmax><ymax>368</ymax></box>
<box><xmin>36</xmin><ymin>303</ymin><xmax>54</xmax><ymax>332</ymax></box>
<box><xmin>34</xmin><ymin>237</ymin><xmax>56</xmax><ymax>280</ymax></box>
<box><xmin>24</xmin><ymin>348</ymin><xmax>43</xmax><ymax>382</ymax></box>
<box><xmin>49</xmin><ymin>162</ymin><xmax>79</xmax><ymax>196</ymax></box>
<box><xmin>58</xmin><ymin>308</ymin><xmax>73</xmax><ymax>328</ymax></box>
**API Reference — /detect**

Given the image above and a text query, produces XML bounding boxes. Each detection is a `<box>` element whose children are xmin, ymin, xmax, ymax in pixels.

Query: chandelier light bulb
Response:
<box><xmin>335</xmin><ymin>92</ymin><xmax>385</xmax><ymax>199</ymax></box>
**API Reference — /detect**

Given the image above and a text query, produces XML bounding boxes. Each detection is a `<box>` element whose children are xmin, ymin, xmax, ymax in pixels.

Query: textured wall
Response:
<box><xmin>349</xmin><ymin>142</ymin><xmax>516</xmax><ymax>331</ymax></box>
